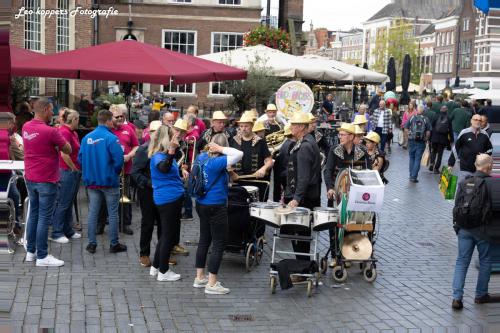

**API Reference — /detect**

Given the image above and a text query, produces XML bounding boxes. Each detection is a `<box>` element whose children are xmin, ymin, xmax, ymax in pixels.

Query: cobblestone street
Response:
<box><xmin>3</xmin><ymin>141</ymin><xmax>500</xmax><ymax>332</ymax></box>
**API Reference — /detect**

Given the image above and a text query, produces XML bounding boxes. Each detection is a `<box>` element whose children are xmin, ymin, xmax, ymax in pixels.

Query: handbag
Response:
<box><xmin>439</xmin><ymin>166</ymin><xmax>458</xmax><ymax>200</ymax></box>
<box><xmin>397</xmin><ymin>130</ymin><xmax>404</xmax><ymax>146</ymax></box>
<box><xmin>421</xmin><ymin>143</ymin><xmax>430</xmax><ymax>167</ymax></box>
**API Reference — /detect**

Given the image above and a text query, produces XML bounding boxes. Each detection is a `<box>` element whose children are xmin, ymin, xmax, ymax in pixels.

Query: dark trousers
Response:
<box><xmin>430</xmin><ymin>142</ymin><xmax>446</xmax><ymax>171</ymax></box>
<box><xmin>273</xmin><ymin>174</ymin><xmax>287</xmax><ymax>203</ymax></box>
<box><xmin>283</xmin><ymin>196</ymin><xmax>320</xmax><ymax>261</ymax></box>
<box><xmin>153</xmin><ymin>196</ymin><xmax>183</xmax><ymax>273</ymax></box>
<box><xmin>138</xmin><ymin>187</ymin><xmax>161</xmax><ymax>257</ymax></box>
<box><xmin>195</xmin><ymin>203</ymin><xmax>228</xmax><ymax>275</ymax></box>
<box><xmin>374</xmin><ymin>127</ymin><xmax>388</xmax><ymax>153</ymax></box>
<box><xmin>237</xmin><ymin>180</ymin><xmax>268</xmax><ymax>238</ymax></box>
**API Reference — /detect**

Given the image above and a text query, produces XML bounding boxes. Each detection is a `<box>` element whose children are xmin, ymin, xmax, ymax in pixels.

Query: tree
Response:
<box><xmin>371</xmin><ymin>18</ymin><xmax>421</xmax><ymax>84</ymax></box>
<box><xmin>11</xmin><ymin>77</ymin><xmax>33</xmax><ymax>111</ymax></box>
<box><xmin>244</xmin><ymin>26</ymin><xmax>291</xmax><ymax>53</ymax></box>
<box><xmin>221</xmin><ymin>56</ymin><xmax>282</xmax><ymax>114</ymax></box>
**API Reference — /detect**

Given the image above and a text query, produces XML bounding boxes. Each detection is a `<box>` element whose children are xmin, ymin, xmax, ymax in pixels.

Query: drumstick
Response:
<box><xmin>237</xmin><ymin>174</ymin><xmax>257</xmax><ymax>180</ymax></box>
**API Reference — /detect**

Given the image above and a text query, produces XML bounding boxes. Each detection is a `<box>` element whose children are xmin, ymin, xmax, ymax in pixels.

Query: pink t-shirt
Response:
<box><xmin>112</xmin><ymin>125</ymin><xmax>139</xmax><ymax>175</ymax></box>
<box><xmin>58</xmin><ymin>124</ymin><xmax>81</xmax><ymax>170</ymax></box>
<box><xmin>23</xmin><ymin>119</ymin><xmax>68</xmax><ymax>183</ymax></box>
<box><xmin>196</xmin><ymin>118</ymin><xmax>206</xmax><ymax>133</ymax></box>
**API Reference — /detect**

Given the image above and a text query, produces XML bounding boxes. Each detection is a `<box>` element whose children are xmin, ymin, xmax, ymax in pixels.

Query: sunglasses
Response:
<box><xmin>114</xmin><ymin>115</ymin><xmax>124</xmax><ymax>119</ymax></box>
<box><xmin>472</xmin><ymin>118</ymin><xmax>482</xmax><ymax>121</ymax></box>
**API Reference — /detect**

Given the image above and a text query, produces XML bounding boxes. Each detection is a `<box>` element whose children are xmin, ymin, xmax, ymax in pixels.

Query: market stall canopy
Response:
<box><xmin>300</xmin><ymin>54</ymin><xmax>389</xmax><ymax>84</ymax></box>
<box><xmin>11</xmin><ymin>46</ymin><xmax>44</xmax><ymax>65</ymax></box>
<box><xmin>452</xmin><ymin>87</ymin><xmax>485</xmax><ymax>95</ymax></box>
<box><xmin>199</xmin><ymin>45</ymin><xmax>349</xmax><ymax>81</ymax></box>
<box><xmin>12</xmin><ymin>40</ymin><xmax>247</xmax><ymax>85</ymax></box>
<box><xmin>469</xmin><ymin>89</ymin><xmax>500</xmax><ymax>101</ymax></box>
<box><xmin>396</xmin><ymin>83</ymin><xmax>420</xmax><ymax>93</ymax></box>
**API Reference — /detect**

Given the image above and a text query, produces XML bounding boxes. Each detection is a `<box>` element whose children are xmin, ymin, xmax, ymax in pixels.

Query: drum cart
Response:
<box><xmin>269</xmin><ymin>230</ymin><xmax>320</xmax><ymax>297</ymax></box>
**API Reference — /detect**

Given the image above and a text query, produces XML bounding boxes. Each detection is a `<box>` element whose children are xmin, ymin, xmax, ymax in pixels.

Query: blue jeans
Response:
<box><xmin>408</xmin><ymin>140</ymin><xmax>426</xmax><ymax>180</ymax></box>
<box><xmin>87</xmin><ymin>187</ymin><xmax>120</xmax><ymax>247</ymax></box>
<box><xmin>183</xmin><ymin>188</ymin><xmax>192</xmax><ymax>216</ymax></box>
<box><xmin>52</xmin><ymin>169</ymin><xmax>81</xmax><ymax>239</ymax></box>
<box><xmin>26</xmin><ymin>181</ymin><xmax>58</xmax><ymax>259</ymax></box>
<box><xmin>452</xmin><ymin>228</ymin><xmax>491</xmax><ymax>300</ymax></box>
<box><xmin>374</xmin><ymin>127</ymin><xmax>388</xmax><ymax>153</ymax></box>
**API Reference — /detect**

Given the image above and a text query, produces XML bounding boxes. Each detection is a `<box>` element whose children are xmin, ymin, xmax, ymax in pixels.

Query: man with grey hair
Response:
<box><xmin>451</xmin><ymin>154</ymin><xmax>496</xmax><ymax>310</ymax></box>
<box><xmin>162</xmin><ymin>112</ymin><xmax>175</xmax><ymax>127</ymax></box>
<box><xmin>23</xmin><ymin>98</ymin><xmax>71</xmax><ymax>267</ymax></box>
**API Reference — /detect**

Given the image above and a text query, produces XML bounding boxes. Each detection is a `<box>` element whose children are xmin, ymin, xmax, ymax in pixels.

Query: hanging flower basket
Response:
<box><xmin>244</xmin><ymin>26</ymin><xmax>291</xmax><ymax>53</ymax></box>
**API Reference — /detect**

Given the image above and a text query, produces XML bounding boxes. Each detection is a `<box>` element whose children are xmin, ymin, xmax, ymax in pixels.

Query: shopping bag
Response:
<box><xmin>398</xmin><ymin>130</ymin><xmax>404</xmax><ymax>146</ymax></box>
<box><xmin>439</xmin><ymin>167</ymin><xmax>458</xmax><ymax>200</ymax></box>
<box><xmin>421</xmin><ymin>143</ymin><xmax>430</xmax><ymax>166</ymax></box>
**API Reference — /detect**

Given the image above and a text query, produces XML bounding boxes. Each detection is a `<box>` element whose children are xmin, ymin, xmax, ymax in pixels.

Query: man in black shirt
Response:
<box><xmin>230</xmin><ymin>112</ymin><xmax>273</xmax><ymax>201</ymax></box>
<box><xmin>197</xmin><ymin>111</ymin><xmax>232</xmax><ymax>153</ymax></box>
<box><xmin>321</xmin><ymin>94</ymin><xmax>335</xmax><ymax>122</ymax></box>
<box><xmin>263</xmin><ymin>103</ymin><xmax>284</xmax><ymax>135</ymax></box>
<box><xmin>448</xmin><ymin>115</ymin><xmax>492</xmax><ymax>183</ymax></box>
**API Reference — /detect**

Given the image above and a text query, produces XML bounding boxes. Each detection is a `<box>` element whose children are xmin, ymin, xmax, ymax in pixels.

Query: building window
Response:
<box><xmin>211</xmin><ymin>32</ymin><xmax>244</xmax><ymax>95</ymax></box>
<box><xmin>24</xmin><ymin>0</ymin><xmax>41</xmax><ymax>51</ymax></box>
<box><xmin>463</xmin><ymin>18</ymin><xmax>470</xmax><ymax>31</ymax></box>
<box><xmin>57</xmin><ymin>79</ymin><xmax>70</xmax><ymax>108</ymax></box>
<box><xmin>219</xmin><ymin>0</ymin><xmax>241</xmax><ymax>4</ymax></box>
<box><xmin>460</xmin><ymin>40</ymin><xmax>471</xmax><ymax>69</ymax></box>
<box><xmin>170</xmin><ymin>0</ymin><xmax>192</xmax><ymax>2</ymax></box>
<box><xmin>163</xmin><ymin>30</ymin><xmax>196</xmax><ymax>94</ymax></box>
<box><xmin>57</xmin><ymin>0</ymin><xmax>70</xmax><ymax>52</ymax></box>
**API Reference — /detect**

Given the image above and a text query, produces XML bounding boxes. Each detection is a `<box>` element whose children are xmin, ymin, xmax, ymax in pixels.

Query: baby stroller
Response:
<box><xmin>226</xmin><ymin>185</ymin><xmax>264</xmax><ymax>272</ymax></box>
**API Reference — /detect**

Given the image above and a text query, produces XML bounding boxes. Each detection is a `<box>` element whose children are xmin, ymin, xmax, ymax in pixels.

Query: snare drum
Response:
<box><xmin>312</xmin><ymin>207</ymin><xmax>338</xmax><ymax>231</ymax></box>
<box><xmin>279</xmin><ymin>207</ymin><xmax>311</xmax><ymax>231</ymax></box>
<box><xmin>249</xmin><ymin>202</ymin><xmax>280</xmax><ymax>228</ymax></box>
<box><xmin>242</xmin><ymin>186</ymin><xmax>259</xmax><ymax>202</ymax></box>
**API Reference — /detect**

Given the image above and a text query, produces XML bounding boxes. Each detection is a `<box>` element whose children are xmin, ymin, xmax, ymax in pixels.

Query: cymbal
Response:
<box><xmin>342</xmin><ymin>233</ymin><xmax>372</xmax><ymax>260</ymax></box>
<box><xmin>274</xmin><ymin>206</ymin><xmax>295</xmax><ymax>214</ymax></box>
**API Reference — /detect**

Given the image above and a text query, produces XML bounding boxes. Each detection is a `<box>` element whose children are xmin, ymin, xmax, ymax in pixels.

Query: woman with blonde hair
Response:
<box><xmin>193</xmin><ymin>133</ymin><xmax>243</xmax><ymax>295</ymax></box>
<box><xmin>148</xmin><ymin>125</ymin><xmax>185</xmax><ymax>282</ymax></box>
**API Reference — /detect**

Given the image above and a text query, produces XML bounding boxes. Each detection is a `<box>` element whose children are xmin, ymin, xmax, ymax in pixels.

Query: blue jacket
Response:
<box><xmin>78</xmin><ymin>125</ymin><xmax>124</xmax><ymax>187</ymax></box>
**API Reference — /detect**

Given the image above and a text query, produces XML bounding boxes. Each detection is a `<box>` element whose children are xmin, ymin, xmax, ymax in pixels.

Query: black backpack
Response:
<box><xmin>410</xmin><ymin>115</ymin><xmax>426</xmax><ymax>141</ymax></box>
<box><xmin>453</xmin><ymin>176</ymin><xmax>491</xmax><ymax>229</ymax></box>
<box><xmin>187</xmin><ymin>155</ymin><xmax>224</xmax><ymax>198</ymax></box>
<box><xmin>434</xmin><ymin>114</ymin><xmax>449</xmax><ymax>134</ymax></box>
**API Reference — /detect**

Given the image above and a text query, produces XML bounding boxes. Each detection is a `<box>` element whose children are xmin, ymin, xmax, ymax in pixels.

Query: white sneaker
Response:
<box><xmin>25</xmin><ymin>252</ymin><xmax>36</xmax><ymax>262</ymax></box>
<box><xmin>205</xmin><ymin>281</ymin><xmax>230</xmax><ymax>295</ymax></box>
<box><xmin>70</xmin><ymin>233</ymin><xmax>81</xmax><ymax>239</ymax></box>
<box><xmin>149</xmin><ymin>266</ymin><xmax>158</xmax><ymax>277</ymax></box>
<box><xmin>157</xmin><ymin>270</ymin><xmax>181</xmax><ymax>282</ymax></box>
<box><xmin>36</xmin><ymin>255</ymin><xmax>64</xmax><ymax>267</ymax></box>
<box><xmin>193</xmin><ymin>277</ymin><xmax>209</xmax><ymax>288</ymax></box>
<box><xmin>51</xmin><ymin>236</ymin><xmax>69</xmax><ymax>244</ymax></box>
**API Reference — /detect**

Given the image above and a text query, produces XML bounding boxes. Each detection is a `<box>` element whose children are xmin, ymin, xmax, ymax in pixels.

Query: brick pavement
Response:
<box><xmin>3</xmin><ymin>139</ymin><xmax>500</xmax><ymax>332</ymax></box>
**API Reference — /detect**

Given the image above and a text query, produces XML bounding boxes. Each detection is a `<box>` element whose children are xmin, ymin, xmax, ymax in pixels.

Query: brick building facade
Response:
<box><xmin>11</xmin><ymin>0</ymin><xmax>93</xmax><ymax>107</ymax></box>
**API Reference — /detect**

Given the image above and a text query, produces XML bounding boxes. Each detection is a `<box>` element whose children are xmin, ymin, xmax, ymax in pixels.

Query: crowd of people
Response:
<box><xmin>7</xmin><ymin>90</ymin><xmax>499</xmax><ymax>301</ymax></box>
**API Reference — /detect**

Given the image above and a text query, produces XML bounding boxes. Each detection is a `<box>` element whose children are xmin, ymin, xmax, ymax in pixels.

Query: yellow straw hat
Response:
<box><xmin>352</xmin><ymin>114</ymin><xmax>368</xmax><ymax>125</ymax></box>
<box><xmin>173</xmin><ymin>119</ymin><xmax>188</xmax><ymax>132</ymax></box>
<box><xmin>289</xmin><ymin>112</ymin><xmax>311</xmax><ymax>124</ymax></box>
<box><xmin>283</xmin><ymin>124</ymin><xmax>292</xmax><ymax>136</ymax></box>
<box><xmin>354</xmin><ymin>125</ymin><xmax>365</xmax><ymax>135</ymax></box>
<box><xmin>237</xmin><ymin>112</ymin><xmax>254</xmax><ymax>124</ymax></box>
<box><xmin>363</xmin><ymin>131</ymin><xmax>381</xmax><ymax>144</ymax></box>
<box><xmin>211</xmin><ymin>111</ymin><xmax>227</xmax><ymax>121</ymax></box>
<box><xmin>149</xmin><ymin>120</ymin><xmax>162</xmax><ymax>132</ymax></box>
<box><xmin>247</xmin><ymin>109</ymin><xmax>259</xmax><ymax>121</ymax></box>
<box><xmin>338</xmin><ymin>122</ymin><xmax>356</xmax><ymax>135</ymax></box>
<box><xmin>252</xmin><ymin>121</ymin><xmax>266</xmax><ymax>133</ymax></box>
<box><xmin>266</xmin><ymin>103</ymin><xmax>277</xmax><ymax>111</ymax></box>
<box><xmin>307</xmin><ymin>113</ymin><xmax>317</xmax><ymax>123</ymax></box>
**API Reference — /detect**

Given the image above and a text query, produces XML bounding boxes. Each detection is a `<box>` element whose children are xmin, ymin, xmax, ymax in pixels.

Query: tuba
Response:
<box><xmin>266</xmin><ymin>130</ymin><xmax>285</xmax><ymax>154</ymax></box>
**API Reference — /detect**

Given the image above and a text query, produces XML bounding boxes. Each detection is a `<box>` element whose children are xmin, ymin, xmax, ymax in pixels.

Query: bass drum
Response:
<box><xmin>334</xmin><ymin>168</ymin><xmax>351</xmax><ymax>205</ymax></box>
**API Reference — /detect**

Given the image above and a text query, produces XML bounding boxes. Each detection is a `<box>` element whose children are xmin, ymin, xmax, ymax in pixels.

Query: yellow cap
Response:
<box><xmin>252</xmin><ymin>121</ymin><xmax>266</xmax><ymax>133</ymax></box>
<box><xmin>211</xmin><ymin>111</ymin><xmax>227</xmax><ymax>121</ymax></box>
<box><xmin>354</xmin><ymin>125</ymin><xmax>365</xmax><ymax>135</ymax></box>
<box><xmin>173</xmin><ymin>119</ymin><xmax>188</xmax><ymax>132</ymax></box>
<box><xmin>283</xmin><ymin>124</ymin><xmax>292</xmax><ymax>136</ymax></box>
<box><xmin>149</xmin><ymin>120</ymin><xmax>162</xmax><ymax>132</ymax></box>
<box><xmin>352</xmin><ymin>114</ymin><xmax>368</xmax><ymax>125</ymax></box>
<box><xmin>266</xmin><ymin>103</ymin><xmax>277</xmax><ymax>111</ymax></box>
<box><xmin>338</xmin><ymin>122</ymin><xmax>356</xmax><ymax>135</ymax></box>
<box><xmin>307</xmin><ymin>113</ymin><xmax>317</xmax><ymax>123</ymax></box>
<box><xmin>363</xmin><ymin>131</ymin><xmax>381</xmax><ymax>144</ymax></box>
<box><xmin>237</xmin><ymin>112</ymin><xmax>255</xmax><ymax>124</ymax></box>
<box><xmin>289</xmin><ymin>112</ymin><xmax>311</xmax><ymax>124</ymax></box>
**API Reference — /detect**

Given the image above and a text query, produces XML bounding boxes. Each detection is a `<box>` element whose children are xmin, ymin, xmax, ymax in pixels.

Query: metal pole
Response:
<box><xmin>266</xmin><ymin>0</ymin><xmax>271</xmax><ymax>27</ymax></box>
<box><xmin>454</xmin><ymin>18</ymin><xmax>462</xmax><ymax>87</ymax></box>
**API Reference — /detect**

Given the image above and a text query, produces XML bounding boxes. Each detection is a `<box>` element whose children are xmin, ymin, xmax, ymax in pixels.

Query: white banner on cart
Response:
<box><xmin>347</xmin><ymin>169</ymin><xmax>385</xmax><ymax>212</ymax></box>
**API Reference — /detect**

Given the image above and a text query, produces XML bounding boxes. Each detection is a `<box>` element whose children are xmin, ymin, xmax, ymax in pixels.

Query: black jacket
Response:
<box><xmin>485</xmin><ymin>176</ymin><xmax>500</xmax><ymax>244</ymax></box>
<box><xmin>448</xmin><ymin>128</ymin><xmax>492</xmax><ymax>172</ymax></box>
<box><xmin>286</xmin><ymin>134</ymin><xmax>321</xmax><ymax>203</ymax></box>
<box><xmin>131</xmin><ymin>143</ymin><xmax>152</xmax><ymax>190</ymax></box>
<box><xmin>430</xmin><ymin>112</ymin><xmax>454</xmax><ymax>145</ymax></box>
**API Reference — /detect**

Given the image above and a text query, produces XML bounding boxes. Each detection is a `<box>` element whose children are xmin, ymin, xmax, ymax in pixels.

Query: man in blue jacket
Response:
<box><xmin>78</xmin><ymin>110</ymin><xmax>126</xmax><ymax>254</ymax></box>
